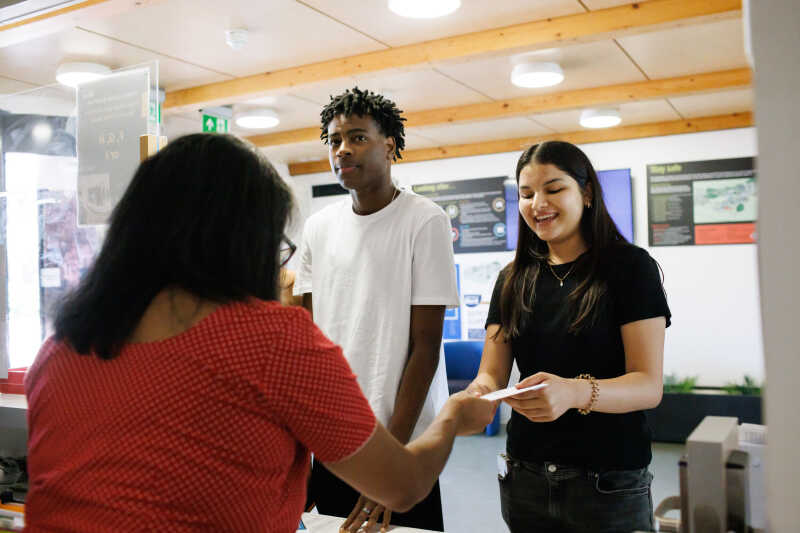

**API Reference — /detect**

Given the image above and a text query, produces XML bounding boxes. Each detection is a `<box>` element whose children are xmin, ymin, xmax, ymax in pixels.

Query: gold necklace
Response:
<box><xmin>548</xmin><ymin>261</ymin><xmax>576</xmax><ymax>288</ymax></box>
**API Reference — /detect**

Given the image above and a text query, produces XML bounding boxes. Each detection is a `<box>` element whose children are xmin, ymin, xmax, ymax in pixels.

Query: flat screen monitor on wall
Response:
<box><xmin>597</xmin><ymin>168</ymin><xmax>634</xmax><ymax>243</ymax></box>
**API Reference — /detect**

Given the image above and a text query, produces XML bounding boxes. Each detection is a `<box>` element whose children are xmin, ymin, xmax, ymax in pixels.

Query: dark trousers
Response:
<box><xmin>308</xmin><ymin>460</ymin><xmax>444</xmax><ymax>532</ymax></box>
<box><xmin>499</xmin><ymin>455</ymin><xmax>654</xmax><ymax>533</ymax></box>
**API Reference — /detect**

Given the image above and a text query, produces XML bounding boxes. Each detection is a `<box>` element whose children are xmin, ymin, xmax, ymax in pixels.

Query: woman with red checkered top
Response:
<box><xmin>23</xmin><ymin>133</ymin><xmax>497</xmax><ymax>533</ymax></box>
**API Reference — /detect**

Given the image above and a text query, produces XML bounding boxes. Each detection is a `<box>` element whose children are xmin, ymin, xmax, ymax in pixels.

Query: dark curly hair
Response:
<box><xmin>320</xmin><ymin>87</ymin><xmax>406</xmax><ymax>160</ymax></box>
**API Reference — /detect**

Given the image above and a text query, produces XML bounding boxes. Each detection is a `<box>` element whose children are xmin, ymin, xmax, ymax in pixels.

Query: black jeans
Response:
<box><xmin>308</xmin><ymin>460</ymin><xmax>445</xmax><ymax>531</ymax></box>
<box><xmin>499</xmin><ymin>455</ymin><xmax>654</xmax><ymax>533</ymax></box>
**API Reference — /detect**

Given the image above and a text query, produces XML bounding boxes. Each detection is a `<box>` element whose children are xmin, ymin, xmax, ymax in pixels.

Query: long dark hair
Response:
<box><xmin>498</xmin><ymin>141</ymin><xmax>628</xmax><ymax>339</ymax></box>
<box><xmin>54</xmin><ymin>133</ymin><xmax>293</xmax><ymax>359</ymax></box>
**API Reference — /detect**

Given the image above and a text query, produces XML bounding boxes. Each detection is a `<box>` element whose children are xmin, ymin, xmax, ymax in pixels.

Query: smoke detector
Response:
<box><xmin>225</xmin><ymin>28</ymin><xmax>249</xmax><ymax>50</ymax></box>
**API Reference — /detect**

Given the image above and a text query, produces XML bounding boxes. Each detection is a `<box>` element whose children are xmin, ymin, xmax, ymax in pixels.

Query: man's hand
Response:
<box><xmin>340</xmin><ymin>494</ymin><xmax>392</xmax><ymax>533</ymax></box>
<box><xmin>464</xmin><ymin>381</ymin><xmax>492</xmax><ymax>397</ymax></box>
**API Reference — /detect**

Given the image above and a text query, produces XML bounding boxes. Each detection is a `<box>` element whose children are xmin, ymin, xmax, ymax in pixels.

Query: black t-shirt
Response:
<box><xmin>486</xmin><ymin>244</ymin><xmax>671</xmax><ymax>469</ymax></box>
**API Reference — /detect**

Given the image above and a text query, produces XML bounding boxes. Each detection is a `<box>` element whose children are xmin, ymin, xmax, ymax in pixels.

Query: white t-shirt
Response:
<box><xmin>294</xmin><ymin>189</ymin><xmax>459</xmax><ymax>439</ymax></box>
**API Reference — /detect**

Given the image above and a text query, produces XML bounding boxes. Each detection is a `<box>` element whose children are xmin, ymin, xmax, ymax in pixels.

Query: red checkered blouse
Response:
<box><xmin>24</xmin><ymin>300</ymin><xmax>376</xmax><ymax>532</ymax></box>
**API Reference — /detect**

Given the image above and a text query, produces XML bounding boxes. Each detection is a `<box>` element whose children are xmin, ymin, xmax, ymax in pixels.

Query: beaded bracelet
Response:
<box><xmin>576</xmin><ymin>374</ymin><xmax>599</xmax><ymax>415</ymax></box>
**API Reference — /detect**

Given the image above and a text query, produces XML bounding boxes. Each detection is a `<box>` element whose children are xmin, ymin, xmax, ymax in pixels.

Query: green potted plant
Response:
<box><xmin>646</xmin><ymin>374</ymin><xmax>763</xmax><ymax>443</ymax></box>
<box><xmin>723</xmin><ymin>375</ymin><xmax>762</xmax><ymax>396</ymax></box>
<box><xmin>663</xmin><ymin>374</ymin><xmax>697</xmax><ymax>394</ymax></box>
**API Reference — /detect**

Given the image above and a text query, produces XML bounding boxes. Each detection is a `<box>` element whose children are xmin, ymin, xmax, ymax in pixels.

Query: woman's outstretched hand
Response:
<box><xmin>448</xmin><ymin>390</ymin><xmax>499</xmax><ymax>435</ymax></box>
<box><xmin>504</xmin><ymin>372</ymin><xmax>585</xmax><ymax>423</ymax></box>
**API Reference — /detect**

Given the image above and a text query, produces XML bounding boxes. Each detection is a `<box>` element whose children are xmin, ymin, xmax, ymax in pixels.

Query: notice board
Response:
<box><xmin>647</xmin><ymin>157</ymin><xmax>756</xmax><ymax>246</ymax></box>
<box><xmin>413</xmin><ymin>176</ymin><xmax>514</xmax><ymax>254</ymax></box>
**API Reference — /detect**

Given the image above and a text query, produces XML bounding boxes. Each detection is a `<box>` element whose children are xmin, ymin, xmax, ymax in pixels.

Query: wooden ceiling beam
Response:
<box><xmin>163</xmin><ymin>0</ymin><xmax>742</xmax><ymax>113</ymax></box>
<box><xmin>248</xmin><ymin>68</ymin><xmax>751</xmax><ymax>147</ymax></box>
<box><xmin>287</xmin><ymin>112</ymin><xmax>753</xmax><ymax>176</ymax></box>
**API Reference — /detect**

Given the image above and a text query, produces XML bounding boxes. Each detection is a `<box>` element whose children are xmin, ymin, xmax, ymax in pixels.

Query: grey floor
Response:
<box><xmin>439</xmin><ymin>427</ymin><xmax>683</xmax><ymax>533</ymax></box>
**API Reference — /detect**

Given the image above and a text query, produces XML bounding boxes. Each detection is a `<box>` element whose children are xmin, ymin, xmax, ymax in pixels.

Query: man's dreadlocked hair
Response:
<box><xmin>320</xmin><ymin>87</ymin><xmax>406</xmax><ymax>161</ymax></box>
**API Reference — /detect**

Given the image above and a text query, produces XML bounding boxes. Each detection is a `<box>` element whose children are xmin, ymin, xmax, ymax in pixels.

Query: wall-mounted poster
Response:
<box><xmin>457</xmin><ymin>255</ymin><xmax>506</xmax><ymax>340</ymax></box>
<box><xmin>442</xmin><ymin>264</ymin><xmax>461</xmax><ymax>340</ymax></box>
<box><xmin>647</xmin><ymin>157</ymin><xmax>756</xmax><ymax>246</ymax></box>
<box><xmin>413</xmin><ymin>177</ymin><xmax>512</xmax><ymax>254</ymax></box>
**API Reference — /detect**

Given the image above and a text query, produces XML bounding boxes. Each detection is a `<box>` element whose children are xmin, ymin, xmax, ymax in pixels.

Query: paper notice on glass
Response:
<box><xmin>40</xmin><ymin>267</ymin><xmax>62</xmax><ymax>288</ymax></box>
<box><xmin>481</xmin><ymin>383</ymin><xmax>547</xmax><ymax>401</ymax></box>
<box><xmin>77</xmin><ymin>173</ymin><xmax>112</xmax><ymax>224</ymax></box>
<box><xmin>77</xmin><ymin>68</ymin><xmax>149</xmax><ymax>225</ymax></box>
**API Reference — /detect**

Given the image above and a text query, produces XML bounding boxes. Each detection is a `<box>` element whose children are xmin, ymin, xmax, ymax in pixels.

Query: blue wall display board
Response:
<box><xmin>504</xmin><ymin>178</ymin><xmax>518</xmax><ymax>249</ymax></box>
<box><xmin>597</xmin><ymin>168</ymin><xmax>634</xmax><ymax>243</ymax></box>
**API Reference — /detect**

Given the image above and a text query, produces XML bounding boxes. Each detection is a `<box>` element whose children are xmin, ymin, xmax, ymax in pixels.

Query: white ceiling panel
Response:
<box><xmin>78</xmin><ymin>0</ymin><xmax>387</xmax><ymax>78</ymax></box>
<box><xmin>0</xmin><ymin>27</ymin><xmax>232</xmax><ymax>90</ymax></box>
<box><xmin>300</xmin><ymin>0</ymin><xmax>584</xmax><ymax>47</ymax></box>
<box><xmin>616</xmin><ymin>19</ymin><xmax>748</xmax><ymax>79</ymax></box>
<box><xmin>352</xmin><ymin>68</ymin><xmax>491</xmax><ymax>111</ymax></box>
<box><xmin>0</xmin><ymin>76</ymin><xmax>38</xmax><ymax>96</ymax></box>
<box><xmin>283</xmin><ymin>67</ymin><xmax>491</xmax><ymax>115</ymax></box>
<box><xmin>262</xmin><ymin>141</ymin><xmax>327</xmax><ymax>165</ymax></box>
<box><xmin>232</xmin><ymin>94</ymin><xmax>325</xmax><ymax>134</ymax></box>
<box><xmin>668</xmin><ymin>88</ymin><xmax>753</xmax><ymax>118</ymax></box>
<box><xmin>533</xmin><ymin>99</ymin><xmax>680</xmax><ymax>131</ymax></box>
<box><xmin>413</xmin><ymin>117</ymin><xmax>552</xmax><ymax>146</ymax></box>
<box><xmin>404</xmin><ymin>130</ymin><xmax>445</xmax><ymax>150</ymax></box>
<box><xmin>433</xmin><ymin>40</ymin><xmax>646</xmax><ymax>101</ymax></box>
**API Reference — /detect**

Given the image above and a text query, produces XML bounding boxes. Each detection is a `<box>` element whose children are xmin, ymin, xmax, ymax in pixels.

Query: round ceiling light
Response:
<box><xmin>579</xmin><ymin>108</ymin><xmax>622</xmax><ymax>129</ymax></box>
<box><xmin>32</xmin><ymin>122</ymin><xmax>53</xmax><ymax>144</ymax></box>
<box><xmin>55</xmin><ymin>62</ymin><xmax>111</xmax><ymax>88</ymax></box>
<box><xmin>510</xmin><ymin>62</ymin><xmax>564</xmax><ymax>89</ymax></box>
<box><xmin>388</xmin><ymin>0</ymin><xmax>461</xmax><ymax>18</ymax></box>
<box><xmin>235</xmin><ymin>109</ymin><xmax>280</xmax><ymax>130</ymax></box>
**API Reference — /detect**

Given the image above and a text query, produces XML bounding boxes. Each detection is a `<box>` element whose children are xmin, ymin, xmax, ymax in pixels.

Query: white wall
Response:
<box><xmin>749</xmin><ymin>1</ymin><xmax>800</xmax><ymax>529</ymax></box>
<box><xmin>288</xmin><ymin>127</ymin><xmax>763</xmax><ymax>387</ymax></box>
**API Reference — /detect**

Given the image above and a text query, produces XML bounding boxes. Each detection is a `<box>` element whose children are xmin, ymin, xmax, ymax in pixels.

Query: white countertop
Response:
<box><xmin>0</xmin><ymin>394</ymin><xmax>27</xmax><ymax>410</ymax></box>
<box><xmin>301</xmin><ymin>513</ymin><xmax>441</xmax><ymax>532</ymax></box>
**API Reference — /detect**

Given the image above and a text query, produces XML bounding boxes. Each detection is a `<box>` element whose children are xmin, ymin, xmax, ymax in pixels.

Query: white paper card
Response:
<box><xmin>497</xmin><ymin>453</ymin><xmax>508</xmax><ymax>479</ymax></box>
<box><xmin>481</xmin><ymin>383</ymin><xmax>547</xmax><ymax>401</ymax></box>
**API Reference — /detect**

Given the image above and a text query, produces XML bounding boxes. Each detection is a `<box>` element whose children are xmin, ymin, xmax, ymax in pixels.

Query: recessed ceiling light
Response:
<box><xmin>55</xmin><ymin>62</ymin><xmax>111</xmax><ymax>88</ymax></box>
<box><xmin>580</xmin><ymin>108</ymin><xmax>622</xmax><ymax>129</ymax></box>
<box><xmin>235</xmin><ymin>109</ymin><xmax>280</xmax><ymax>130</ymax></box>
<box><xmin>32</xmin><ymin>122</ymin><xmax>53</xmax><ymax>144</ymax></box>
<box><xmin>510</xmin><ymin>62</ymin><xmax>564</xmax><ymax>89</ymax></box>
<box><xmin>388</xmin><ymin>0</ymin><xmax>461</xmax><ymax>18</ymax></box>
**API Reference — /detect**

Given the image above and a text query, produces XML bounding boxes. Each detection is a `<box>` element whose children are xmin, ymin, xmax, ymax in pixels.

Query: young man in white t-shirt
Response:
<box><xmin>294</xmin><ymin>88</ymin><xmax>458</xmax><ymax>532</ymax></box>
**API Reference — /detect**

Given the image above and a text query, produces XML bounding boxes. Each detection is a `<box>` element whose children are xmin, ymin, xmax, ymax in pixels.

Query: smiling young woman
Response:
<box><xmin>467</xmin><ymin>141</ymin><xmax>672</xmax><ymax>533</ymax></box>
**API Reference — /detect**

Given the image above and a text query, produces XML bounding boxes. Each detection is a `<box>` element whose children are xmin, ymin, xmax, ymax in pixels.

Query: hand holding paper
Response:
<box><xmin>480</xmin><ymin>383</ymin><xmax>547</xmax><ymax>401</ymax></box>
